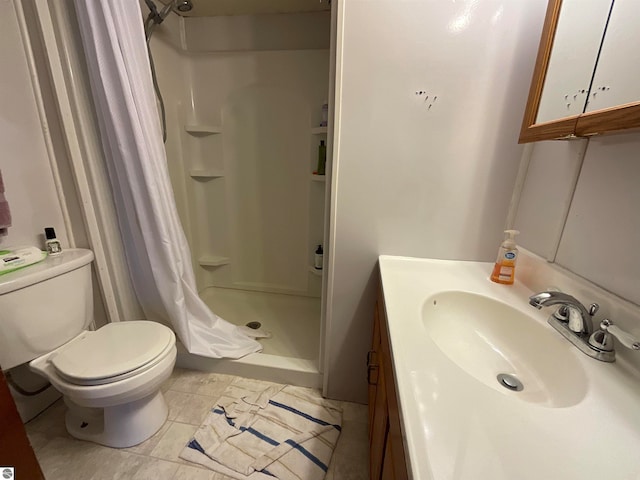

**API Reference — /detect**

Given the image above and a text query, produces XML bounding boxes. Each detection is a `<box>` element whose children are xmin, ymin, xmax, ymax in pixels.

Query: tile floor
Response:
<box><xmin>26</xmin><ymin>369</ymin><xmax>369</xmax><ymax>480</ymax></box>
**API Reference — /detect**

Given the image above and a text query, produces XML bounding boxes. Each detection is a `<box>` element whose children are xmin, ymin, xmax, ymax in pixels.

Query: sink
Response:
<box><xmin>422</xmin><ymin>290</ymin><xmax>588</xmax><ymax>407</ymax></box>
<box><xmin>380</xmin><ymin>255</ymin><xmax>640</xmax><ymax>480</ymax></box>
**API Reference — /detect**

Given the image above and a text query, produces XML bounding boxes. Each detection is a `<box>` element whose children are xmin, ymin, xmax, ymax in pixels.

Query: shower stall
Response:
<box><xmin>145</xmin><ymin>1</ymin><xmax>332</xmax><ymax>386</ymax></box>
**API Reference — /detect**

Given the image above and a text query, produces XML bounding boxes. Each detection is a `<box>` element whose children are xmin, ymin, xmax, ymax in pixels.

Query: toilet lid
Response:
<box><xmin>51</xmin><ymin>321</ymin><xmax>174</xmax><ymax>384</ymax></box>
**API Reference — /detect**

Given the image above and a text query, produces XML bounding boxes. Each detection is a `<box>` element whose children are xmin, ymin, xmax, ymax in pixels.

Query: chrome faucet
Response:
<box><xmin>528</xmin><ymin>291</ymin><xmax>598</xmax><ymax>336</ymax></box>
<box><xmin>529</xmin><ymin>290</ymin><xmax>640</xmax><ymax>362</ymax></box>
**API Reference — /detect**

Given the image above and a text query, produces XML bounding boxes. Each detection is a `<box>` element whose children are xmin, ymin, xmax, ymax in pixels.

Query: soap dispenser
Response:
<box><xmin>490</xmin><ymin>230</ymin><xmax>519</xmax><ymax>285</ymax></box>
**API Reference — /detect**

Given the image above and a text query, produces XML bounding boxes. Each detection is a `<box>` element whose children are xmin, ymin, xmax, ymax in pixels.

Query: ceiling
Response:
<box><xmin>162</xmin><ymin>0</ymin><xmax>331</xmax><ymax>17</ymax></box>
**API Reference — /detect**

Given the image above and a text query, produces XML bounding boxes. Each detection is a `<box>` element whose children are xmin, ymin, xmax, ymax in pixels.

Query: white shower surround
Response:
<box><xmin>188</xmin><ymin>51</ymin><xmax>329</xmax><ymax>297</ymax></box>
<box><xmin>143</xmin><ymin>8</ymin><xmax>330</xmax><ymax>381</ymax></box>
<box><xmin>149</xmin><ymin>14</ymin><xmax>330</xmax><ymax>299</ymax></box>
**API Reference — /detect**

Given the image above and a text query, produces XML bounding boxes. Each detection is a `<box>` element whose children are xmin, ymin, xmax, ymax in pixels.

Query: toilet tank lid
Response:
<box><xmin>0</xmin><ymin>248</ymin><xmax>94</xmax><ymax>295</ymax></box>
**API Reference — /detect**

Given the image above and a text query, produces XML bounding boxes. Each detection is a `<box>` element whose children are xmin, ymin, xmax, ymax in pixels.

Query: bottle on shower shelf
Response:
<box><xmin>314</xmin><ymin>245</ymin><xmax>323</xmax><ymax>270</ymax></box>
<box><xmin>317</xmin><ymin>141</ymin><xmax>326</xmax><ymax>176</ymax></box>
<box><xmin>320</xmin><ymin>101</ymin><xmax>328</xmax><ymax>127</ymax></box>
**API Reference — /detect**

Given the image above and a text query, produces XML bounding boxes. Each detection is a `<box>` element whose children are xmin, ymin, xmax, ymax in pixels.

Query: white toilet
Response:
<box><xmin>0</xmin><ymin>248</ymin><xmax>177</xmax><ymax>448</ymax></box>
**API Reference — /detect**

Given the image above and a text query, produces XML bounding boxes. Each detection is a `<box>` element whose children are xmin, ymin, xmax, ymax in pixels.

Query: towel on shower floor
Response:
<box><xmin>180</xmin><ymin>380</ymin><xmax>343</xmax><ymax>480</ymax></box>
<box><xmin>0</xmin><ymin>170</ymin><xmax>12</xmax><ymax>236</ymax></box>
<box><xmin>236</xmin><ymin>325</ymin><xmax>272</xmax><ymax>339</ymax></box>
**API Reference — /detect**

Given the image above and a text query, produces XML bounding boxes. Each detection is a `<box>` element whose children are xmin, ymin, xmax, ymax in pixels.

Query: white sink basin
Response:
<box><xmin>422</xmin><ymin>291</ymin><xmax>587</xmax><ymax>407</ymax></box>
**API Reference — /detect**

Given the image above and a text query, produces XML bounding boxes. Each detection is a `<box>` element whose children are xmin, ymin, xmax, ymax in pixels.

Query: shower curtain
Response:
<box><xmin>73</xmin><ymin>0</ymin><xmax>262</xmax><ymax>358</ymax></box>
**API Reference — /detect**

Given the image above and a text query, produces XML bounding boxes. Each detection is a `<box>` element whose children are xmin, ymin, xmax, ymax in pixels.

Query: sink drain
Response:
<box><xmin>245</xmin><ymin>321</ymin><xmax>262</xmax><ymax>330</ymax></box>
<box><xmin>497</xmin><ymin>373</ymin><xmax>524</xmax><ymax>392</ymax></box>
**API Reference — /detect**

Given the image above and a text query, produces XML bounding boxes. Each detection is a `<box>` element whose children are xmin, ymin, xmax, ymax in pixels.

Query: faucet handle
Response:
<box><xmin>597</xmin><ymin>319</ymin><xmax>640</xmax><ymax>351</ymax></box>
<box><xmin>553</xmin><ymin>305</ymin><xmax>569</xmax><ymax>322</ymax></box>
<box><xmin>555</xmin><ymin>303</ymin><xmax>598</xmax><ymax>322</ymax></box>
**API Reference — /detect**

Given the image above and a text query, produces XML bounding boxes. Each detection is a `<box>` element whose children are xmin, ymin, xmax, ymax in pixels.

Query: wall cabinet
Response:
<box><xmin>368</xmin><ymin>281</ymin><xmax>409</xmax><ymax>480</ymax></box>
<box><xmin>520</xmin><ymin>0</ymin><xmax>640</xmax><ymax>143</ymax></box>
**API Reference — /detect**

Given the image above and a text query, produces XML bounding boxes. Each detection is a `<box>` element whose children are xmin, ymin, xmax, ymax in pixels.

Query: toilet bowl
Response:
<box><xmin>30</xmin><ymin>321</ymin><xmax>176</xmax><ymax>448</ymax></box>
<box><xmin>0</xmin><ymin>249</ymin><xmax>177</xmax><ymax>448</ymax></box>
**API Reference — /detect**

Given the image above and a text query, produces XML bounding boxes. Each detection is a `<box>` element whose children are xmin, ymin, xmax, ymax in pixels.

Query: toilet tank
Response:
<box><xmin>0</xmin><ymin>248</ymin><xmax>94</xmax><ymax>370</ymax></box>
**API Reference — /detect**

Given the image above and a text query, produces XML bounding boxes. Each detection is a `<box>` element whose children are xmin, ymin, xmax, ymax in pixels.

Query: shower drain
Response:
<box><xmin>497</xmin><ymin>373</ymin><xmax>524</xmax><ymax>392</ymax></box>
<box><xmin>245</xmin><ymin>321</ymin><xmax>262</xmax><ymax>330</ymax></box>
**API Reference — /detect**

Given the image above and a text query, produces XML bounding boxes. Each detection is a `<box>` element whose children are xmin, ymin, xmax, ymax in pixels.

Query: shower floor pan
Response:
<box><xmin>175</xmin><ymin>287</ymin><xmax>322</xmax><ymax>388</ymax></box>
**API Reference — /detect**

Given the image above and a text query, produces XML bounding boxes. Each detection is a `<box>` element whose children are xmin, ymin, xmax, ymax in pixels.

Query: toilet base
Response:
<box><xmin>65</xmin><ymin>390</ymin><xmax>169</xmax><ymax>448</ymax></box>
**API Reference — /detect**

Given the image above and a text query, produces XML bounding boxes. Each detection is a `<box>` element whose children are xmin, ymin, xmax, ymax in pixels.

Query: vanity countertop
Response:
<box><xmin>378</xmin><ymin>254</ymin><xmax>640</xmax><ymax>480</ymax></box>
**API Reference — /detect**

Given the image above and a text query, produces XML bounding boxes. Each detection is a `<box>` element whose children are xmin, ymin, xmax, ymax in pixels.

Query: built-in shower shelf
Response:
<box><xmin>310</xmin><ymin>174</ymin><xmax>326</xmax><ymax>182</ymax></box>
<box><xmin>308</xmin><ymin>266</ymin><xmax>323</xmax><ymax>276</ymax></box>
<box><xmin>199</xmin><ymin>255</ymin><xmax>230</xmax><ymax>267</ymax></box>
<box><xmin>310</xmin><ymin>126</ymin><xmax>327</xmax><ymax>135</ymax></box>
<box><xmin>189</xmin><ymin>170</ymin><xmax>224</xmax><ymax>179</ymax></box>
<box><xmin>185</xmin><ymin>125</ymin><xmax>222</xmax><ymax>135</ymax></box>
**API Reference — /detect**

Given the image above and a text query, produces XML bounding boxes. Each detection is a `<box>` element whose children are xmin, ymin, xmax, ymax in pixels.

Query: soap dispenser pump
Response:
<box><xmin>490</xmin><ymin>230</ymin><xmax>519</xmax><ymax>285</ymax></box>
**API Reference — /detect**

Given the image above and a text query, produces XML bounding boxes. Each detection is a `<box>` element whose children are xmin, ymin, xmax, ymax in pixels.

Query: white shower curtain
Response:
<box><xmin>73</xmin><ymin>0</ymin><xmax>262</xmax><ymax>358</ymax></box>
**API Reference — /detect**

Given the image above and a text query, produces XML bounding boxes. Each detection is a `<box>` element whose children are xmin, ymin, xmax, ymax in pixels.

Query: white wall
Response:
<box><xmin>0</xmin><ymin>1</ymin><xmax>69</xmax><ymax>249</ymax></box>
<box><xmin>325</xmin><ymin>0</ymin><xmax>548</xmax><ymax>402</ymax></box>
<box><xmin>0</xmin><ymin>0</ymin><xmax>110</xmax><ymax>334</ymax></box>
<box><xmin>515</xmin><ymin>133</ymin><xmax>640</xmax><ymax>306</ymax></box>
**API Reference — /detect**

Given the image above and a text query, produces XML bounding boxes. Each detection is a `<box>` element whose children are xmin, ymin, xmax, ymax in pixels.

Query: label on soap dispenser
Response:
<box><xmin>491</xmin><ymin>248</ymin><xmax>517</xmax><ymax>284</ymax></box>
<box><xmin>497</xmin><ymin>265</ymin><xmax>514</xmax><ymax>280</ymax></box>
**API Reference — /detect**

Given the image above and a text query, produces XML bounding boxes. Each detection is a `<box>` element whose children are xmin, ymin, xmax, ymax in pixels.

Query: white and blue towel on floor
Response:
<box><xmin>180</xmin><ymin>384</ymin><xmax>343</xmax><ymax>480</ymax></box>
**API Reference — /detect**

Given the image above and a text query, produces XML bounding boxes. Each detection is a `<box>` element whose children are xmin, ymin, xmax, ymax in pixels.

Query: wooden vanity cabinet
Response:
<box><xmin>368</xmin><ymin>281</ymin><xmax>409</xmax><ymax>480</ymax></box>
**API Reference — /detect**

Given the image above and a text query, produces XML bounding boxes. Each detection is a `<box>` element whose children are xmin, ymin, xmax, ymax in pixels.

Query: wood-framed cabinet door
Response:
<box><xmin>0</xmin><ymin>370</ymin><xmax>44</xmax><ymax>479</ymax></box>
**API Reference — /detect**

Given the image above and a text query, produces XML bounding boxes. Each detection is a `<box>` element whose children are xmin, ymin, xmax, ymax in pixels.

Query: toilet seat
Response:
<box><xmin>50</xmin><ymin>321</ymin><xmax>174</xmax><ymax>386</ymax></box>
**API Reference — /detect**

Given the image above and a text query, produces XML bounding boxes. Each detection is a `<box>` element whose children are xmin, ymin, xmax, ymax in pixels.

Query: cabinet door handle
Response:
<box><xmin>367</xmin><ymin>364</ymin><xmax>379</xmax><ymax>385</ymax></box>
<box><xmin>367</xmin><ymin>350</ymin><xmax>376</xmax><ymax>366</ymax></box>
<box><xmin>367</xmin><ymin>350</ymin><xmax>379</xmax><ymax>385</ymax></box>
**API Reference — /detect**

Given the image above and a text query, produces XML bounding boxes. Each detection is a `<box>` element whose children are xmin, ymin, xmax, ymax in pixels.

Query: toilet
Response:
<box><xmin>0</xmin><ymin>248</ymin><xmax>177</xmax><ymax>448</ymax></box>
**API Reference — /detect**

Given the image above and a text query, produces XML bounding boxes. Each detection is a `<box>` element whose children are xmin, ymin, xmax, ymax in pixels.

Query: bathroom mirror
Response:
<box><xmin>519</xmin><ymin>0</ymin><xmax>640</xmax><ymax>143</ymax></box>
<box><xmin>535</xmin><ymin>0</ymin><xmax>610</xmax><ymax>126</ymax></box>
